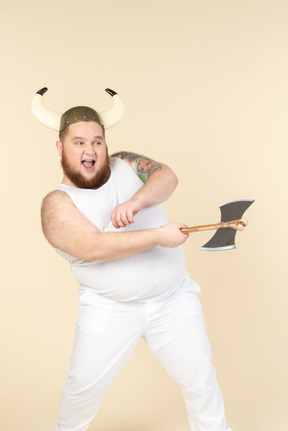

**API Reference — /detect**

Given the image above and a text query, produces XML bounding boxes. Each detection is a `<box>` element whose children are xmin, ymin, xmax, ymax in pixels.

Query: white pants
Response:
<box><xmin>55</xmin><ymin>281</ymin><xmax>233</xmax><ymax>431</ymax></box>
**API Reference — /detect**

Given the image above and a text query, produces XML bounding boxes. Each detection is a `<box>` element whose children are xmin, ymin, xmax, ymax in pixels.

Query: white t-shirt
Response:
<box><xmin>56</xmin><ymin>157</ymin><xmax>199</xmax><ymax>302</ymax></box>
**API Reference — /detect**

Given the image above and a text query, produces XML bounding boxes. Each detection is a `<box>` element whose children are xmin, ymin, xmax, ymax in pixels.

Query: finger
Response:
<box><xmin>177</xmin><ymin>222</ymin><xmax>188</xmax><ymax>230</ymax></box>
<box><xmin>115</xmin><ymin>214</ymin><xmax>125</xmax><ymax>228</ymax></box>
<box><xmin>115</xmin><ymin>210</ymin><xmax>130</xmax><ymax>228</ymax></box>
<box><xmin>126</xmin><ymin>208</ymin><xmax>135</xmax><ymax>224</ymax></box>
<box><xmin>111</xmin><ymin>208</ymin><xmax>119</xmax><ymax>228</ymax></box>
<box><xmin>118</xmin><ymin>206</ymin><xmax>135</xmax><ymax>227</ymax></box>
<box><xmin>111</xmin><ymin>208</ymin><xmax>125</xmax><ymax>229</ymax></box>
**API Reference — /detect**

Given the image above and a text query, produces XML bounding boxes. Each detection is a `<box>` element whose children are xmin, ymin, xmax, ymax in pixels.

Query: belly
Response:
<box><xmin>71</xmin><ymin>245</ymin><xmax>188</xmax><ymax>302</ymax></box>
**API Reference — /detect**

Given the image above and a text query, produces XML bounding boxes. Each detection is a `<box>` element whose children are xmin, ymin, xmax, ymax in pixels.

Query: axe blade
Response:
<box><xmin>201</xmin><ymin>199</ymin><xmax>254</xmax><ymax>251</ymax></box>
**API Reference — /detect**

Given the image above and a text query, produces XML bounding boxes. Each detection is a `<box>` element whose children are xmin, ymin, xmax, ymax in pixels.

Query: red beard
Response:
<box><xmin>61</xmin><ymin>148</ymin><xmax>111</xmax><ymax>189</ymax></box>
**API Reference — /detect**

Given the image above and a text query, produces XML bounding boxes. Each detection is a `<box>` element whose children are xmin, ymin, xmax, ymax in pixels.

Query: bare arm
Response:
<box><xmin>41</xmin><ymin>191</ymin><xmax>188</xmax><ymax>262</ymax></box>
<box><xmin>110</xmin><ymin>152</ymin><xmax>178</xmax><ymax>229</ymax></box>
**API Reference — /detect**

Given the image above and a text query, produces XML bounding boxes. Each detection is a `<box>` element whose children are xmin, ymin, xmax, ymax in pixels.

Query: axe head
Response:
<box><xmin>201</xmin><ymin>199</ymin><xmax>254</xmax><ymax>251</ymax></box>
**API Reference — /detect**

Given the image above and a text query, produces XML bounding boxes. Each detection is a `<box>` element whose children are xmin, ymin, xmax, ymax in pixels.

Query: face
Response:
<box><xmin>56</xmin><ymin>121</ymin><xmax>110</xmax><ymax>189</ymax></box>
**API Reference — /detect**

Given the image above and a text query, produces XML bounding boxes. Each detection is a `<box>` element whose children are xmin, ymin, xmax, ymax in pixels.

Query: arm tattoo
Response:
<box><xmin>112</xmin><ymin>151</ymin><xmax>162</xmax><ymax>183</ymax></box>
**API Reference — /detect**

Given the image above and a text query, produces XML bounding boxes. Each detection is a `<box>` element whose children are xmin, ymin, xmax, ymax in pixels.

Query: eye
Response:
<box><xmin>93</xmin><ymin>141</ymin><xmax>102</xmax><ymax>146</ymax></box>
<box><xmin>74</xmin><ymin>141</ymin><xmax>84</xmax><ymax>145</ymax></box>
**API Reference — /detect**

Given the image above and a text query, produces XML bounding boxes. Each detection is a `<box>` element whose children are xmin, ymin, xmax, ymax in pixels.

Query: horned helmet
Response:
<box><xmin>31</xmin><ymin>87</ymin><xmax>125</xmax><ymax>133</ymax></box>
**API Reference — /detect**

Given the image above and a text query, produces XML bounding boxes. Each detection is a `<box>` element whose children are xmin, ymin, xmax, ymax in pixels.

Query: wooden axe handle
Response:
<box><xmin>181</xmin><ymin>219</ymin><xmax>247</xmax><ymax>234</ymax></box>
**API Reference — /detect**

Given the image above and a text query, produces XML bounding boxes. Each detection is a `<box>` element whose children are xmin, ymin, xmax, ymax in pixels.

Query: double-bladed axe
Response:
<box><xmin>181</xmin><ymin>199</ymin><xmax>254</xmax><ymax>251</ymax></box>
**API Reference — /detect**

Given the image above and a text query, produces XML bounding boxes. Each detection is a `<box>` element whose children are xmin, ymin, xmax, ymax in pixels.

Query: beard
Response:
<box><xmin>61</xmin><ymin>148</ymin><xmax>111</xmax><ymax>189</ymax></box>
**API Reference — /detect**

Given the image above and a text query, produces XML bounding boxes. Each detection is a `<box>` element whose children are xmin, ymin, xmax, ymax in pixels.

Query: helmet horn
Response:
<box><xmin>31</xmin><ymin>87</ymin><xmax>61</xmax><ymax>131</ymax></box>
<box><xmin>98</xmin><ymin>88</ymin><xmax>125</xmax><ymax>129</ymax></box>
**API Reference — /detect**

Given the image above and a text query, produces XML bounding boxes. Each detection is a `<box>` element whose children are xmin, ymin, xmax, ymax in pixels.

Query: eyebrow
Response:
<box><xmin>72</xmin><ymin>135</ymin><xmax>104</xmax><ymax>141</ymax></box>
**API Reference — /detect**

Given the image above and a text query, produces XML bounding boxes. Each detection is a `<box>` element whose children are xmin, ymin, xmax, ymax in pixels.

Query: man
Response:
<box><xmin>33</xmin><ymin>88</ymin><xmax>233</xmax><ymax>431</ymax></box>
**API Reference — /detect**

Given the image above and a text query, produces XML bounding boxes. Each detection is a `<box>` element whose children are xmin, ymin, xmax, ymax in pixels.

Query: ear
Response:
<box><xmin>56</xmin><ymin>140</ymin><xmax>63</xmax><ymax>157</ymax></box>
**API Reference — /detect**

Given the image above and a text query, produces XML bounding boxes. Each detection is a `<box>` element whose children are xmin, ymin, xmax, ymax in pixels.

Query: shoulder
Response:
<box><xmin>111</xmin><ymin>151</ymin><xmax>153</xmax><ymax>166</ymax></box>
<box><xmin>110</xmin><ymin>151</ymin><xmax>162</xmax><ymax>183</ymax></box>
<box><xmin>42</xmin><ymin>189</ymin><xmax>72</xmax><ymax>206</ymax></box>
<box><xmin>111</xmin><ymin>151</ymin><xmax>138</xmax><ymax>161</ymax></box>
<box><xmin>41</xmin><ymin>190</ymin><xmax>75</xmax><ymax>216</ymax></box>
<box><xmin>110</xmin><ymin>151</ymin><xmax>137</xmax><ymax>170</ymax></box>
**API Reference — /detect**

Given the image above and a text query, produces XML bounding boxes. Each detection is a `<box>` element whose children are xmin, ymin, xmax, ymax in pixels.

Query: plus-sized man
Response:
<box><xmin>33</xmin><ymin>88</ymin><xmax>233</xmax><ymax>431</ymax></box>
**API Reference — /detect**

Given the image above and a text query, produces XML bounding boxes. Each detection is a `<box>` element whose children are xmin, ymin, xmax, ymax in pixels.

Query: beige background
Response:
<box><xmin>1</xmin><ymin>0</ymin><xmax>287</xmax><ymax>430</ymax></box>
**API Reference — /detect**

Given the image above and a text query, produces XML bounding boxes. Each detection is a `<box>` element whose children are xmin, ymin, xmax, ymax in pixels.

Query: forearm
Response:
<box><xmin>48</xmin><ymin>223</ymin><xmax>187</xmax><ymax>262</ymax></box>
<box><xmin>83</xmin><ymin>228</ymin><xmax>161</xmax><ymax>261</ymax></box>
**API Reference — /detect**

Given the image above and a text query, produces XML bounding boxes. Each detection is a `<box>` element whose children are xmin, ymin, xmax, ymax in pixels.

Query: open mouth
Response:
<box><xmin>81</xmin><ymin>160</ymin><xmax>96</xmax><ymax>170</ymax></box>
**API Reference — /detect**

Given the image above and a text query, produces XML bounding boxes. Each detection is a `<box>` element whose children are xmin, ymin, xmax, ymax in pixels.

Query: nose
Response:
<box><xmin>84</xmin><ymin>143</ymin><xmax>96</xmax><ymax>155</ymax></box>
